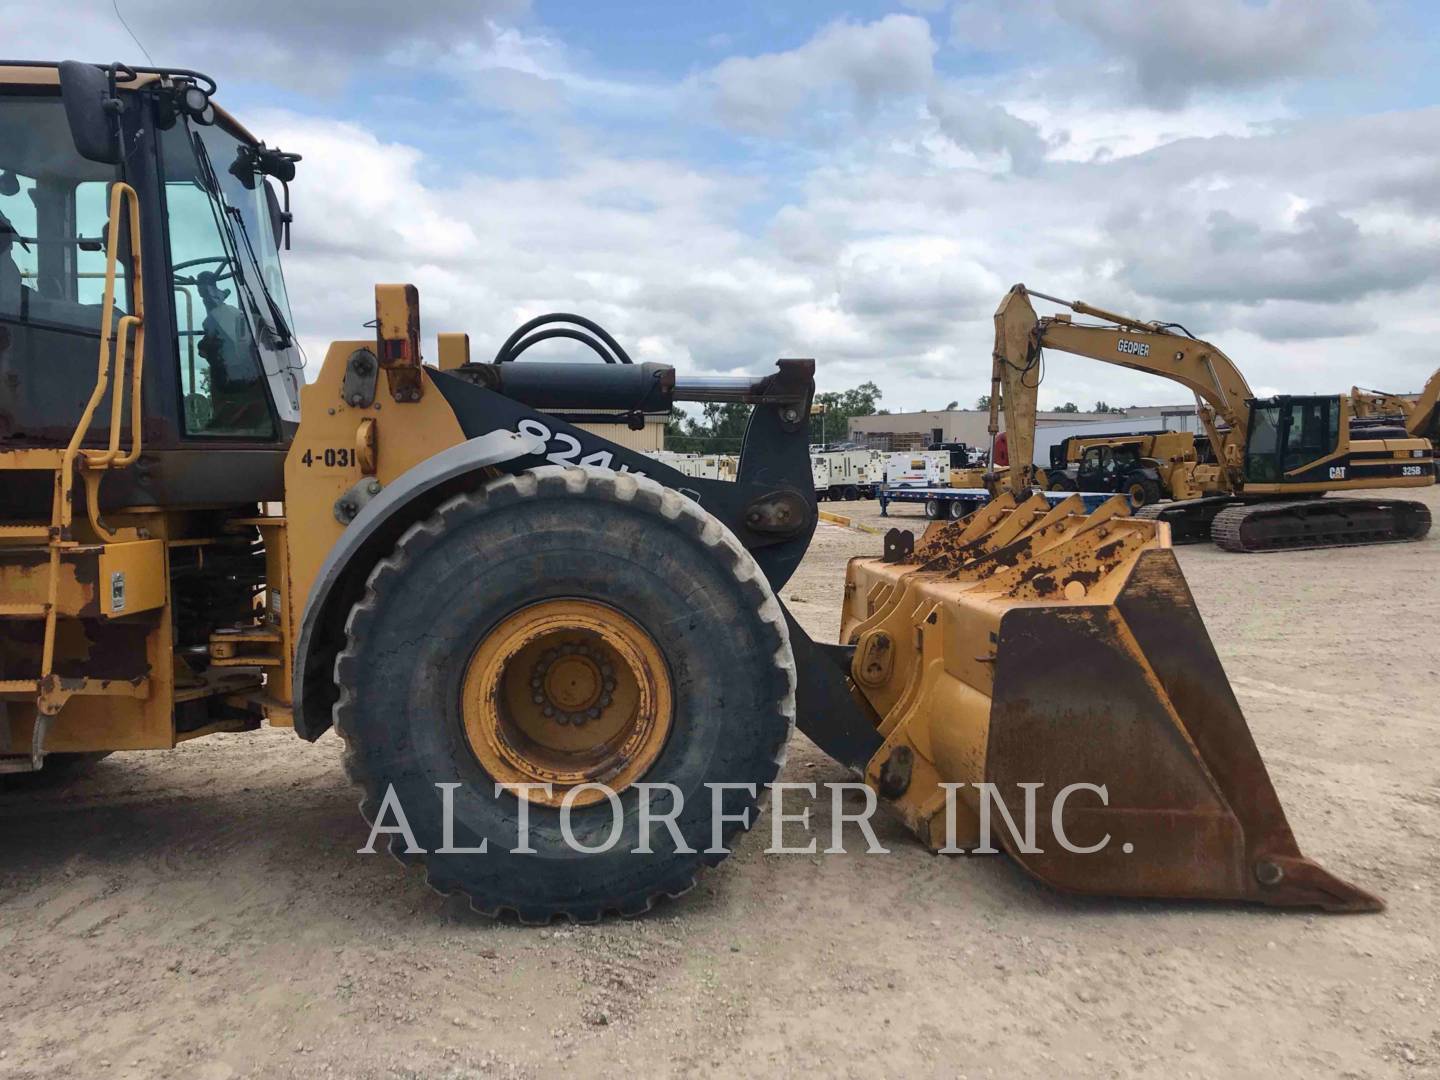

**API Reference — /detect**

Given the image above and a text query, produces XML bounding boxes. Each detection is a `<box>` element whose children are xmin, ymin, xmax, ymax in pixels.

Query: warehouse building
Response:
<box><xmin>847</xmin><ymin>404</ymin><xmax>1198</xmax><ymax>451</ymax></box>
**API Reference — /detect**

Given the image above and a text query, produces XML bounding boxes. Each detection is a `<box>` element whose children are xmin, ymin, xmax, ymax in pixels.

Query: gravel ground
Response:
<box><xmin>2</xmin><ymin>486</ymin><xmax>1437</xmax><ymax>1079</ymax></box>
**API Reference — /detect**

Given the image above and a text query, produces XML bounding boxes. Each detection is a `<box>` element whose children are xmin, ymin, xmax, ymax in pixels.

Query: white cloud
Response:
<box><xmin>927</xmin><ymin>86</ymin><xmax>1049</xmax><ymax>173</ymax></box>
<box><xmin>0</xmin><ymin>0</ymin><xmax>530</xmax><ymax>94</ymax></box>
<box><xmin>704</xmin><ymin>15</ymin><xmax>936</xmax><ymax>134</ymax></box>
<box><xmin>1052</xmin><ymin>0</ymin><xmax>1374</xmax><ymax>108</ymax></box>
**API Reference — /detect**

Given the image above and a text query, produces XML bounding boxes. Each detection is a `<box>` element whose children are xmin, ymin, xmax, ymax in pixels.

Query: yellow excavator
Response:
<box><xmin>1351</xmin><ymin>366</ymin><xmax>1440</xmax><ymax>448</ymax></box>
<box><xmin>0</xmin><ymin>61</ymin><xmax>1379</xmax><ymax>918</ymax></box>
<box><xmin>989</xmin><ymin>286</ymin><xmax>1434</xmax><ymax>551</ymax></box>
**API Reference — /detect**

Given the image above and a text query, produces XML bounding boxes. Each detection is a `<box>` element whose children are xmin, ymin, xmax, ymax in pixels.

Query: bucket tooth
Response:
<box><xmin>839</xmin><ymin>498</ymin><xmax>1380</xmax><ymax>912</ymax></box>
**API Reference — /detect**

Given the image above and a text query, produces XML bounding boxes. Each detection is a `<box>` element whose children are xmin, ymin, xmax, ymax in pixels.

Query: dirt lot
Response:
<box><xmin>3</xmin><ymin>487</ymin><xmax>1438</xmax><ymax>1079</ymax></box>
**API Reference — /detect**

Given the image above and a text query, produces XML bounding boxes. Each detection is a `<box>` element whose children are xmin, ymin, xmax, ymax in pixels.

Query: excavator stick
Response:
<box><xmin>839</xmin><ymin>494</ymin><xmax>1381</xmax><ymax>912</ymax></box>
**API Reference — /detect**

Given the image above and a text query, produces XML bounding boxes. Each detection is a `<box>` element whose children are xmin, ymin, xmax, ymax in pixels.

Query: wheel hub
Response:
<box><xmin>461</xmin><ymin>599</ymin><xmax>673</xmax><ymax>807</ymax></box>
<box><xmin>534</xmin><ymin>645</ymin><xmax>614</xmax><ymax>724</ymax></box>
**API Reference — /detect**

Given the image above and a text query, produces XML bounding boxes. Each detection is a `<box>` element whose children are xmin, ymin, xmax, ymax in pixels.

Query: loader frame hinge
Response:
<box><xmin>334</xmin><ymin>477</ymin><xmax>384</xmax><ymax>525</ymax></box>
<box><xmin>340</xmin><ymin>348</ymin><xmax>379</xmax><ymax>409</ymax></box>
<box><xmin>882</xmin><ymin>528</ymin><xmax>914</xmax><ymax>563</ymax></box>
<box><xmin>877</xmin><ymin>745</ymin><xmax>913</xmax><ymax>799</ymax></box>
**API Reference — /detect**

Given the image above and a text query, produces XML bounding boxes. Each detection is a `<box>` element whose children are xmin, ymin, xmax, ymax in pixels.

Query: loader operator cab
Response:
<box><xmin>0</xmin><ymin>61</ymin><xmax>301</xmax><ymax>505</ymax></box>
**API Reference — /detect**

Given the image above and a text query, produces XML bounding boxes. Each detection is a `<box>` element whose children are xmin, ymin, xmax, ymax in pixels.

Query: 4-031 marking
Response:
<box><xmin>301</xmin><ymin>447</ymin><xmax>358</xmax><ymax>468</ymax></box>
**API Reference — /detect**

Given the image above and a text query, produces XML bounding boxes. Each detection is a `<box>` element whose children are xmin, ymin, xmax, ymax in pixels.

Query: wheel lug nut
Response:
<box><xmin>532</xmin><ymin>693</ymin><xmax>544</xmax><ymax>704</ymax></box>
<box><xmin>586</xmin><ymin>707</ymin><xmax>600</xmax><ymax>719</ymax></box>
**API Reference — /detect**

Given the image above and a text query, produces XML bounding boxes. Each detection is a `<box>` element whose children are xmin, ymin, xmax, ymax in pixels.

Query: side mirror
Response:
<box><xmin>58</xmin><ymin>61</ymin><xmax>121</xmax><ymax>165</ymax></box>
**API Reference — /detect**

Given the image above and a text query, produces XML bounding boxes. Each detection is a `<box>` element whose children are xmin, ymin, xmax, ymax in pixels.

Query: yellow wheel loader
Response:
<box><xmin>988</xmin><ymin>286</ymin><xmax>1434</xmax><ymax>551</ymax></box>
<box><xmin>0</xmin><ymin>61</ymin><xmax>1380</xmax><ymax>918</ymax></box>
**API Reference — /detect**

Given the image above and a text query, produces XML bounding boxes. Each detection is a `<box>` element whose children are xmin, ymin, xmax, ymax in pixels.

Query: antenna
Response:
<box><xmin>111</xmin><ymin>0</ymin><xmax>155</xmax><ymax>65</ymax></box>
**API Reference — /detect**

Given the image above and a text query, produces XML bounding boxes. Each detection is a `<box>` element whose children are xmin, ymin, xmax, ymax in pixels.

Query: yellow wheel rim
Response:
<box><xmin>460</xmin><ymin>598</ymin><xmax>674</xmax><ymax>808</ymax></box>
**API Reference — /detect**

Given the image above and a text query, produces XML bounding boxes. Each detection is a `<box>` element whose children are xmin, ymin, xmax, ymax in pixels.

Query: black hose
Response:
<box><xmin>493</xmin><ymin>313</ymin><xmax>634</xmax><ymax>364</ymax></box>
<box><xmin>497</xmin><ymin>327</ymin><xmax>623</xmax><ymax>365</ymax></box>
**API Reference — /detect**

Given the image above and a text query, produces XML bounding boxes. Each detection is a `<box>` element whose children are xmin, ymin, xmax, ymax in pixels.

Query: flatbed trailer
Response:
<box><xmin>878</xmin><ymin>485</ymin><xmax>1110</xmax><ymax>519</ymax></box>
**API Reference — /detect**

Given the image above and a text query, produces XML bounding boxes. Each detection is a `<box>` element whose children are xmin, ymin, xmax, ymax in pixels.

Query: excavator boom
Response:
<box><xmin>991</xmin><ymin>285</ymin><xmax>1251</xmax><ymax>499</ymax></box>
<box><xmin>989</xmin><ymin>285</ymin><xmax>1433</xmax><ymax>550</ymax></box>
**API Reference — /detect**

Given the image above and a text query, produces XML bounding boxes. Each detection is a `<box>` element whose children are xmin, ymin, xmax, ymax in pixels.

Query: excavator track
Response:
<box><xmin>1133</xmin><ymin>496</ymin><xmax>1234</xmax><ymax>544</ymax></box>
<box><xmin>1210</xmin><ymin>498</ymin><xmax>1432</xmax><ymax>553</ymax></box>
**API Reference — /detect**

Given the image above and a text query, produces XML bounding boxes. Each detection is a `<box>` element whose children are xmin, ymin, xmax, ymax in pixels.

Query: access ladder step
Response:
<box><xmin>0</xmin><ymin>524</ymin><xmax>53</xmax><ymax>540</ymax></box>
<box><xmin>0</xmin><ymin>603</ymin><xmax>49</xmax><ymax>619</ymax></box>
<box><xmin>0</xmin><ymin>677</ymin><xmax>150</xmax><ymax>699</ymax></box>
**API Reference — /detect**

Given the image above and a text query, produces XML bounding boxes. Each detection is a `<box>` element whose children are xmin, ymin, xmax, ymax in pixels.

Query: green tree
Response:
<box><xmin>944</xmin><ymin>399</ymin><xmax>959</xmax><ymax>410</ymax></box>
<box><xmin>1093</xmin><ymin>400</ymin><xmax>1125</xmax><ymax>414</ymax></box>
<box><xmin>665</xmin><ymin>380</ymin><xmax>884</xmax><ymax>451</ymax></box>
<box><xmin>664</xmin><ymin>401</ymin><xmax>752</xmax><ymax>453</ymax></box>
<box><xmin>1054</xmin><ymin>401</ymin><xmax>1079</xmax><ymax>413</ymax></box>
<box><xmin>808</xmin><ymin>380</ymin><xmax>882</xmax><ymax>446</ymax></box>
<box><xmin>976</xmin><ymin>394</ymin><xmax>1000</xmax><ymax>410</ymax></box>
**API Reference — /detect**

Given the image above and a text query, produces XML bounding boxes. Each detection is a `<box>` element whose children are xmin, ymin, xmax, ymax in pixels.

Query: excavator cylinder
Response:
<box><xmin>840</xmin><ymin>493</ymin><xmax>1380</xmax><ymax>912</ymax></box>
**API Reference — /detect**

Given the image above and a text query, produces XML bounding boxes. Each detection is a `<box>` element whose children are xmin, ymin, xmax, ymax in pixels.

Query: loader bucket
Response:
<box><xmin>840</xmin><ymin>493</ymin><xmax>1381</xmax><ymax>912</ymax></box>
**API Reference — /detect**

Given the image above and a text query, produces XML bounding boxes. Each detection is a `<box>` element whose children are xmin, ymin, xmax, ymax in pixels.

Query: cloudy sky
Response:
<box><xmin>8</xmin><ymin>0</ymin><xmax>1440</xmax><ymax>410</ymax></box>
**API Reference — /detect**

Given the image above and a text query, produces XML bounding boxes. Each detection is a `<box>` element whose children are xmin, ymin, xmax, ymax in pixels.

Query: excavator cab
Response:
<box><xmin>1243</xmin><ymin>395</ymin><xmax>1342</xmax><ymax>485</ymax></box>
<box><xmin>1243</xmin><ymin>392</ymin><xmax>1433</xmax><ymax>491</ymax></box>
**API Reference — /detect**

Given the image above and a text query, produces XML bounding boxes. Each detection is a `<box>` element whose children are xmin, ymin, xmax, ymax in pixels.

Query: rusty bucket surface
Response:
<box><xmin>840</xmin><ymin>493</ymin><xmax>1381</xmax><ymax>912</ymax></box>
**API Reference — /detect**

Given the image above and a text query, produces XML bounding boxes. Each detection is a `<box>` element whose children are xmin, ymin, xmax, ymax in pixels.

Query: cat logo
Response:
<box><xmin>1328</xmin><ymin>466</ymin><xmax>1346</xmax><ymax>480</ymax></box>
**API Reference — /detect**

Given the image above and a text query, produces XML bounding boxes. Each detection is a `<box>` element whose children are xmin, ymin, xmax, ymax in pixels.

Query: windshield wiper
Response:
<box><xmin>225</xmin><ymin>202</ymin><xmax>293</xmax><ymax>348</ymax></box>
<box><xmin>190</xmin><ymin>130</ymin><xmax>294</xmax><ymax>349</ymax></box>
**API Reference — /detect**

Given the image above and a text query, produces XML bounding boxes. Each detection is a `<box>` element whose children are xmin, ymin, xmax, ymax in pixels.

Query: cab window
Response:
<box><xmin>1282</xmin><ymin>398</ymin><xmax>1338</xmax><ymax>472</ymax></box>
<box><xmin>0</xmin><ymin>97</ymin><xmax>129</xmax><ymax>329</ymax></box>
<box><xmin>160</xmin><ymin>122</ymin><xmax>278</xmax><ymax>439</ymax></box>
<box><xmin>1</xmin><ymin>93</ymin><xmax>132</xmax><ymax>446</ymax></box>
<box><xmin>1245</xmin><ymin>404</ymin><xmax>1283</xmax><ymax>483</ymax></box>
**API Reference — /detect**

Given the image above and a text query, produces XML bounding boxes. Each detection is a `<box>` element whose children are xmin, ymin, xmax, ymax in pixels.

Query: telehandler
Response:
<box><xmin>1043</xmin><ymin>431</ymin><xmax>1210</xmax><ymax>507</ymax></box>
<box><xmin>988</xmin><ymin>286</ymin><xmax>1434</xmax><ymax>551</ymax></box>
<box><xmin>0</xmin><ymin>61</ymin><xmax>1379</xmax><ymax>919</ymax></box>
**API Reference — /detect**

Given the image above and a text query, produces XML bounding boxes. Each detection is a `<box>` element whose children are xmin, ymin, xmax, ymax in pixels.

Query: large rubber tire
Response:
<box><xmin>924</xmin><ymin>499</ymin><xmax>942</xmax><ymax>519</ymax></box>
<box><xmin>334</xmin><ymin>466</ymin><xmax>795</xmax><ymax>922</ymax></box>
<box><xmin>1126</xmin><ymin>477</ymin><xmax>1162</xmax><ymax>509</ymax></box>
